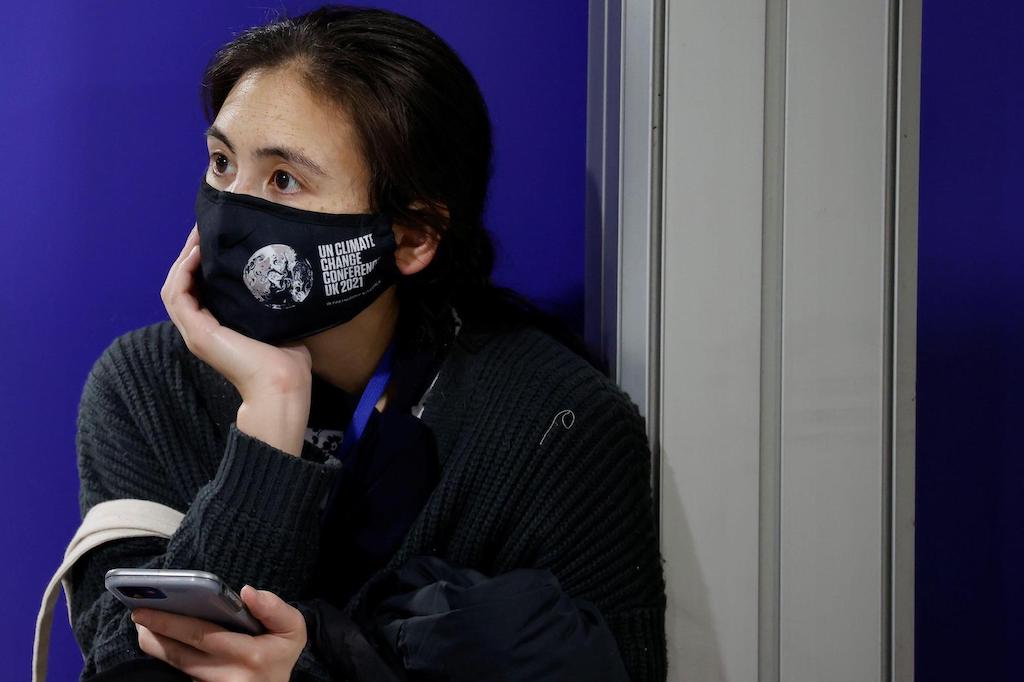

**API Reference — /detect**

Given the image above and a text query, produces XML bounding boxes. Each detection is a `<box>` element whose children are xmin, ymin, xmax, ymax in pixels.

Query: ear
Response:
<box><xmin>392</xmin><ymin>202</ymin><xmax>445</xmax><ymax>276</ymax></box>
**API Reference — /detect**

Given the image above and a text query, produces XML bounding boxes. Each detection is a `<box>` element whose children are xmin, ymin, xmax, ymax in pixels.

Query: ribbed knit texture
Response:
<box><xmin>70</xmin><ymin>320</ymin><xmax>667</xmax><ymax>681</ymax></box>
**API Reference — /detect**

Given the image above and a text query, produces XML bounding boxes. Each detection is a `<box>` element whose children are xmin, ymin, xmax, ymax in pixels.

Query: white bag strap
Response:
<box><xmin>33</xmin><ymin>499</ymin><xmax>184</xmax><ymax>682</ymax></box>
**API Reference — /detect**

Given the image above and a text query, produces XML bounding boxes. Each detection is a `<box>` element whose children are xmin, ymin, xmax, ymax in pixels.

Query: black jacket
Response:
<box><xmin>70</xmin><ymin>320</ymin><xmax>667</xmax><ymax>680</ymax></box>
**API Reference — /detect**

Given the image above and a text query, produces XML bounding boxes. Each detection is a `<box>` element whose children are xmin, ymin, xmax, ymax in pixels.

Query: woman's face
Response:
<box><xmin>204</xmin><ymin>65</ymin><xmax>371</xmax><ymax>214</ymax></box>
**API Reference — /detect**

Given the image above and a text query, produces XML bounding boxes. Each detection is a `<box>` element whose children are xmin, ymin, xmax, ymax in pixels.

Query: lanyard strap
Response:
<box><xmin>319</xmin><ymin>340</ymin><xmax>396</xmax><ymax>525</ymax></box>
<box><xmin>337</xmin><ymin>340</ymin><xmax>396</xmax><ymax>463</ymax></box>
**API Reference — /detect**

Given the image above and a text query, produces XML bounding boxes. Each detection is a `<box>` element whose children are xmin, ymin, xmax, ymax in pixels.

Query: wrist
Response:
<box><xmin>236</xmin><ymin>391</ymin><xmax>311</xmax><ymax>457</ymax></box>
<box><xmin>240</xmin><ymin>364</ymin><xmax>312</xmax><ymax>403</ymax></box>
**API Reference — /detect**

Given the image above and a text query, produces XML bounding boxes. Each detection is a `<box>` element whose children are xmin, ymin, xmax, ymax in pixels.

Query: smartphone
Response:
<box><xmin>105</xmin><ymin>568</ymin><xmax>265</xmax><ymax>635</ymax></box>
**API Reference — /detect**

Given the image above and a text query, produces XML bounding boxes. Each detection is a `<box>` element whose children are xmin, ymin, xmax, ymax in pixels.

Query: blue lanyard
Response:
<box><xmin>319</xmin><ymin>340</ymin><xmax>396</xmax><ymax>524</ymax></box>
<box><xmin>336</xmin><ymin>340</ymin><xmax>396</xmax><ymax>463</ymax></box>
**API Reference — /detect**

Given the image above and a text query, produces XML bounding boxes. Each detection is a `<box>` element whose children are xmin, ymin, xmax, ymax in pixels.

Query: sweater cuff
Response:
<box><xmin>213</xmin><ymin>422</ymin><xmax>341</xmax><ymax>526</ymax></box>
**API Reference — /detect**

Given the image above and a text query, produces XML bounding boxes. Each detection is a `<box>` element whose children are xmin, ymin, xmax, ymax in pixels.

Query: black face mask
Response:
<box><xmin>193</xmin><ymin>178</ymin><xmax>399</xmax><ymax>345</ymax></box>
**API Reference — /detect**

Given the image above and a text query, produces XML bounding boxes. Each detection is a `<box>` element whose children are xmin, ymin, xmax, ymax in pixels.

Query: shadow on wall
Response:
<box><xmin>582</xmin><ymin>149</ymin><xmax>724</xmax><ymax>677</ymax></box>
<box><xmin>662</xmin><ymin>456</ymin><xmax>727</xmax><ymax>680</ymax></box>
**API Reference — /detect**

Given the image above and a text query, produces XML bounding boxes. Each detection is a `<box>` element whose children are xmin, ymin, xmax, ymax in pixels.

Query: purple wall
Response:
<box><xmin>1</xmin><ymin>2</ymin><xmax>587</xmax><ymax>677</ymax></box>
<box><xmin>918</xmin><ymin>1</ymin><xmax>1024</xmax><ymax>679</ymax></box>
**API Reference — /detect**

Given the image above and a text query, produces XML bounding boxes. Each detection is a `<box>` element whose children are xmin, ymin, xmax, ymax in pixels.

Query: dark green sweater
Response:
<box><xmin>70</xmin><ymin>319</ymin><xmax>667</xmax><ymax>680</ymax></box>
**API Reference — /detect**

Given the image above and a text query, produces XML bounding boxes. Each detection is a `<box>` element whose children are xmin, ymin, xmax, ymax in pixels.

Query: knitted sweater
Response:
<box><xmin>70</xmin><ymin>319</ymin><xmax>667</xmax><ymax>680</ymax></box>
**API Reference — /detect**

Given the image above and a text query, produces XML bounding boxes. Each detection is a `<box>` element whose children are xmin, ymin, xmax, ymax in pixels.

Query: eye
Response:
<box><xmin>272</xmin><ymin>170</ymin><xmax>302</xmax><ymax>194</ymax></box>
<box><xmin>209</xmin><ymin>152</ymin><xmax>235</xmax><ymax>176</ymax></box>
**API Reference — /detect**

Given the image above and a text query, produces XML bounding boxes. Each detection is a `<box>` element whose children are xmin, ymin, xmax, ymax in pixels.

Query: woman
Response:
<box><xmin>70</xmin><ymin>6</ymin><xmax>665</xmax><ymax>681</ymax></box>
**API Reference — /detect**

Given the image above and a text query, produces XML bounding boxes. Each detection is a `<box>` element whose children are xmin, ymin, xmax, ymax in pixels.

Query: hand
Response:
<box><xmin>161</xmin><ymin>225</ymin><xmax>312</xmax><ymax>455</ymax></box>
<box><xmin>132</xmin><ymin>585</ymin><xmax>307</xmax><ymax>682</ymax></box>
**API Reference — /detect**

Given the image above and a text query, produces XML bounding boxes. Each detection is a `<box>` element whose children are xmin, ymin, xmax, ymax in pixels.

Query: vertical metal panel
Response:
<box><xmin>759</xmin><ymin>0</ymin><xmax>788</xmax><ymax>678</ymax></box>
<box><xmin>616</xmin><ymin>0</ymin><xmax>660</xmax><ymax>425</ymax></box>
<box><xmin>660</xmin><ymin>1</ymin><xmax>767</xmax><ymax>679</ymax></box>
<box><xmin>892</xmin><ymin>1</ymin><xmax>921</xmax><ymax>679</ymax></box>
<box><xmin>586</xmin><ymin>0</ymin><xmax>662</xmax><ymax>426</ymax></box>
<box><xmin>585</xmin><ymin>0</ymin><xmax>621</xmax><ymax>377</ymax></box>
<box><xmin>589</xmin><ymin>0</ymin><xmax>917</xmax><ymax>679</ymax></box>
<box><xmin>587</xmin><ymin>0</ymin><xmax>666</xmax><ymax>525</ymax></box>
<box><xmin>778</xmin><ymin>1</ymin><xmax>893</xmax><ymax>680</ymax></box>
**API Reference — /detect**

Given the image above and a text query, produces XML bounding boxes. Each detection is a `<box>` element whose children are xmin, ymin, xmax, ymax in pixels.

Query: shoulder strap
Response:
<box><xmin>33</xmin><ymin>499</ymin><xmax>184</xmax><ymax>682</ymax></box>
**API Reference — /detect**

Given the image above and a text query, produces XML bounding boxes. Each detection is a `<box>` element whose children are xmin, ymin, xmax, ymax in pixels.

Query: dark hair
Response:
<box><xmin>200</xmin><ymin>5</ymin><xmax>603</xmax><ymax>370</ymax></box>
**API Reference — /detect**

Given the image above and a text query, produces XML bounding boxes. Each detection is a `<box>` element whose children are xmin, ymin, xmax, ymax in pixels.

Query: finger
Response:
<box><xmin>132</xmin><ymin>608</ymin><xmax>253</xmax><ymax>659</ymax></box>
<box><xmin>162</xmin><ymin>225</ymin><xmax>200</xmax><ymax>296</ymax></box>
<box><xmin>171</xmin><ymin>243</ymin><xmax>201</xmax><ymax>299</ymax></box>
<box><xmin>161</xmin><ymin>227</ymin><xmax>201</xmax><ymax>319</ymax></box>
<box><xmin>162</xmin><ymin>244</ymin><xmax>284</xmax><ymax>384</ymax></box>
<box><xmin>165</xmin><ymin>245</ymin><xmax>228</xmax><ymax>353</ymax></box>
<box><xmin>136</xmin><ymin>623</ymin><xmax>216</xmax><ymax>677</ymax></box>
<box><xmin>168</xmin><ymin>289</ymin><xmax>257</xmax><ymax>385</ymax></box>
<box><xmin>163</xmin><ymin>245</ymin><xmax>206</xmax><ymax>344</ymax></box>
<box><xmin>176</xmin><ymin>224</ymin><xmax>200</xmax><ymax>262</ymax></box>
<box><xmin>240</xmin><ymin>585</ymin><xmax>306</xmax><ymax>638</ymax></box>
<box><xmin>166</xmin><ymin>244</ymin><xmax>204</xmax><ymax>322</ymax></box>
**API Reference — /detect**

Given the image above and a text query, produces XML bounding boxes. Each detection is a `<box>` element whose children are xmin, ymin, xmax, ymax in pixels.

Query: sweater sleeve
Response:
<box><xmin>531</xmin><ymin>382</ymin><xmax>668</xmax><ymax>682</ymax></box>
<box><xmin>70</xmin><ymin>334</ymin><xmax>341</xmax><ymax>680</ymax></box>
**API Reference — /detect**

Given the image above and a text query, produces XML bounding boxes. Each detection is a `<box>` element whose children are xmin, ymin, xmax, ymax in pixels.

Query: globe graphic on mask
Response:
<box><xmin>241</xmin><ymin>244</ymin><xmax>314</xmax><ymax>310</ymax></box>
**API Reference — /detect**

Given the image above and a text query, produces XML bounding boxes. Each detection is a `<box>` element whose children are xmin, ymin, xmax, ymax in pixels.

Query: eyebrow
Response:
<box><xmin>204</xmin><ymin>124</ymin><xmax>328</xmax><ymax>177</ymax></box>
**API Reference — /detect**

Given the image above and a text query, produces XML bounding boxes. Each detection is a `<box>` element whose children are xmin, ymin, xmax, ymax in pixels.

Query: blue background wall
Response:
<box><xmin>918</xmin><ymin>1</ymin><xmax>1024</xmax><ymax>679</ymax></box>
<box><xmin>0</xmin><ymin>2</ymin><xmax>587</xmax><ymax>677</ymax></box>
<box><xmin>13</xmin><ymin>1</ymin><xmax>1022</xmax><ymax>678</ymax></box>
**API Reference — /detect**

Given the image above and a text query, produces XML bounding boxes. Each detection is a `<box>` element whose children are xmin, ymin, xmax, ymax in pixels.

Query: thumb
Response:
<box><xmin>239</xmin><ymin>585</ymin><xmax>305</xmax><ymax>637</ymax></box>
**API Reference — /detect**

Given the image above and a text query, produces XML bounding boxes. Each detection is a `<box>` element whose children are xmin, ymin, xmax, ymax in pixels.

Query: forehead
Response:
<box><xmin>212</xmin><ymin>66</ymin><xmax>363</xmax><ymax>174</ymax></box>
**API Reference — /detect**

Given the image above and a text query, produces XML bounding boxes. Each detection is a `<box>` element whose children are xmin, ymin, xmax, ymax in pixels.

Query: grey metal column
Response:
<box><xmin>586</xmin><ymin>0</ymin><xmax>920</xmax><ymax>680</ymax></box>
<box><xmin>891</xmin><ymin>1</ymin><xmax>921</xmax><ymax>679</ymax></box>
<box><xmin>585</xmin><ymin>0</ymin><xmax>666</xmax><ymax>515</ymax></box>
<box><xmin>584</xmin><ymin>0</ymin><xmax>622</xmax><ymax>379</ymax></box>
<box><xmin>585</xmin><ymin>0</ymin><xmax>664</xmax><ymax>428</ymax></box>
<box><xmin>660</xmin><ymin>2</ymin><xmax>768</xmax><ymax>678</ymax></box>
<box><xmin>778</xmin><ymin>0</ymin><xmax>892</xmax><ymax>677</ymax></box>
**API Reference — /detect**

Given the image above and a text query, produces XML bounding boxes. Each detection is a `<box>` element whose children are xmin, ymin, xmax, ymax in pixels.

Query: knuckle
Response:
<box><xmin>186</xmin><ymin>624</ymin><xmax>207</xmax><ymax>649</ymax></box>
<box><xmin>246</xmin><ymin>649</ymin><xmax>266</xmax><ymax>669</ymax></box>
<box><xmin>264</xmin><ymin>365</ymin><xmax>305</xmax><ymax>395</ymax></box>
